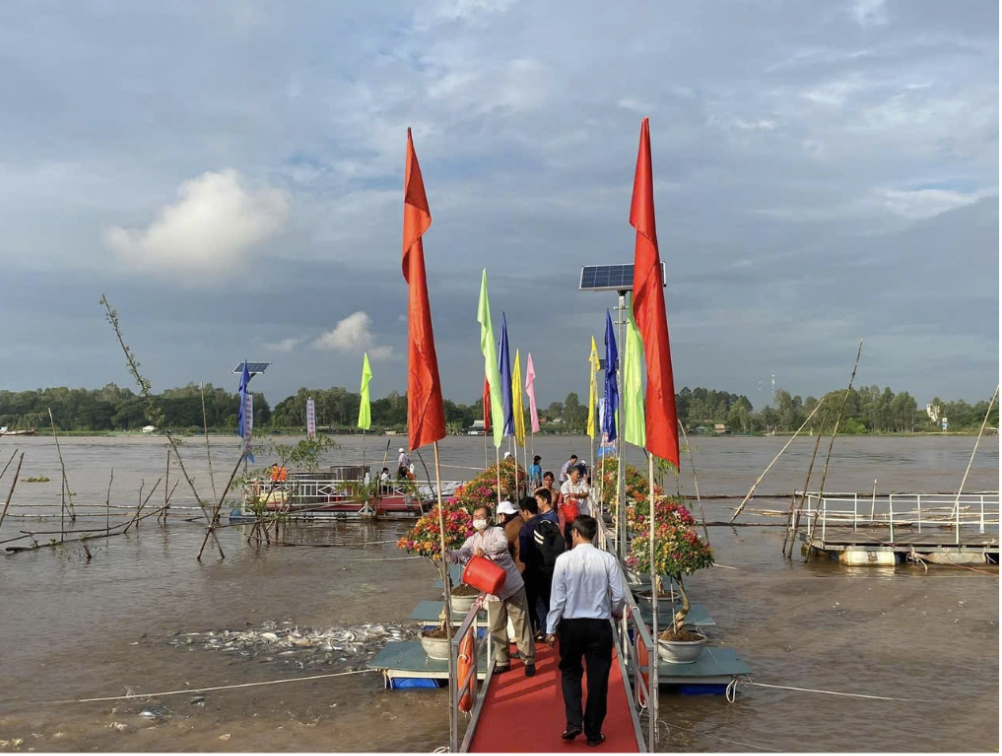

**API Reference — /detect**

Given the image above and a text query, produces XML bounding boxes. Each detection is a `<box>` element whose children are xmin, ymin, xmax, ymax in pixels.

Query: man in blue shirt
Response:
<box><xmin>545</xmin><ymin>515</ymin><xmax>627</xmax><ymax>747</ymax></box>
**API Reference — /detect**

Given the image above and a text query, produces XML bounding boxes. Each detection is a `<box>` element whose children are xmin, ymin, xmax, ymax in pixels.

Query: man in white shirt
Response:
<box><xmin>558</xmin><ymin>454</ymin><xmax>579</xmax><ymax>482</ymax></box>
<box><xmin>545</xmin><ymin>515</ymin><xmax>626</xmax><ymax>747</ymax></box>
<box><xmin>445</xmin><ymin>505</ymin><xmax>536</xmax><ymax>676</ymax></box>
<box><xmin>558</xmin><ymin>465</ymin><xmax>592</xmax><ymax>547</ymax></box>
<box><xmin>397</xmin><ymin>448</ymin><xmax>410</xmax><ymax>478</ymax></box>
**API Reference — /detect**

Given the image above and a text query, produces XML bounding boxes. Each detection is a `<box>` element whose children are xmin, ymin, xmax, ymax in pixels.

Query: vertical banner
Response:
<box><xmin>306</xmin><ymin>398</ymin><xmax>317</xmax><ymax>439</ymax></box>
<box><xmin>244</xmin><ymin>393</ymin><xmax>254</xmax><ymax>462</ymax></box>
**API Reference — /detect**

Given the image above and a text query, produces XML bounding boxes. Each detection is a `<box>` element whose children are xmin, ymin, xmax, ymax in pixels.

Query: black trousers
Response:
<box><xmin>558</xmin><ymin>618</ymin><xmax>613</xmax><ymax>738</ymax></box>
<box><xmin>522</xmin><ymin>570</ymin><xmax>542</xmax><ymax>634</ymax></box>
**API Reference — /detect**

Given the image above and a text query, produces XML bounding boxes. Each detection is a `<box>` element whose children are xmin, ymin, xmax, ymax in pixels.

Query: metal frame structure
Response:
<box><xmin>450</xmin><ymin>597</ymin><xmax>494</xmax><ymax>753</ymax></box>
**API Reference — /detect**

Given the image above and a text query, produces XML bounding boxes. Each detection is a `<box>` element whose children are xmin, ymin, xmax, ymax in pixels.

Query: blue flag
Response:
<box><xmin>237</xmin><ymin>361</ymin><xmax>255</xmax><ymax>463</ymax></box>
<box><xmin>499</xmin><ymin>313</ymin><xmax>514</xmax><ymax>437</ymax></box>
<box><xmin>603</xmin><ymin>310</ymin><xmax>619</xmax><ymax>441</ymax></box>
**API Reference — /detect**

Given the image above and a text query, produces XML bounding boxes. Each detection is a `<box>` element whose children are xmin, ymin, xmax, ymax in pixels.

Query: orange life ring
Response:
<box><xmin>457</xmin><ymin>628</ymin><xmax>475</xmax><ymax>713</ymax></box>
<box><xmin>636</xmin><ymin>635</ymin><xmax>651</xmax><ymax>705</ymax></box>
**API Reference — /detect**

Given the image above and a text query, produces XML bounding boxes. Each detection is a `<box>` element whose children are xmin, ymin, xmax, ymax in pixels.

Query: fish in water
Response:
<box><xmin>169</xmin><ymin>622</ymin><xmax>417</xmax><ymax>671</ymax></box>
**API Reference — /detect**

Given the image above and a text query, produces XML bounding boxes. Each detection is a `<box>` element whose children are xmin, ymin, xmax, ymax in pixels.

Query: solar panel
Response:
<box><xmin>233</xmin><ymin>362</ymin><xmax>272</xmax><ymax>375</ymax></box>
<box><xmin>579</xmin><ymin>263</ymin><xmax>667</xmax><ymax>292</ymax></box>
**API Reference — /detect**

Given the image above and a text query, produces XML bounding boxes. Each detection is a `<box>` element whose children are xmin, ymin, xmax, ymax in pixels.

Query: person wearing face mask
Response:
<box><xmin>444</xmin><ymin>505</ymin><xmax>536</xmax><ymax>676</ymax></box>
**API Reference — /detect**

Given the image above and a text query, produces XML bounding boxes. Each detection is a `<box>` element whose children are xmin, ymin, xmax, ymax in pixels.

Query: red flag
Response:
<box><xmin>482</xmin><ymin>376</ymin><xmax>491</xmax><ymax>433</ymax></box>
<box><xmin>630</xmin><ymin>118</ymin><xmax>679</xmax><ymax>467</ymax></box>
<box><xmin>402</xmin><ymin>128</ymin><xmax>446</xmax><ymax>451</ymax></box>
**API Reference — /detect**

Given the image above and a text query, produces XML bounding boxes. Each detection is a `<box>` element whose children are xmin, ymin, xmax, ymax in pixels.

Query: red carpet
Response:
<box><xmin>468</xmin><ymin>642</ymin><xmax>639</xmax><ymax>753</ymax></box>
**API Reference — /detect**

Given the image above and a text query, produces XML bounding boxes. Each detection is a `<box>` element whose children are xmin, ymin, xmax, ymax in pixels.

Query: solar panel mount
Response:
<box><xmin>579</xmin><ymin>263</ymin><xmax>666</xmax><ymax>292</ymax></box>
<box><xmin>233</xmin><ymin>361</ymin><xmax>272</xmax><ymax>376</ymax></box>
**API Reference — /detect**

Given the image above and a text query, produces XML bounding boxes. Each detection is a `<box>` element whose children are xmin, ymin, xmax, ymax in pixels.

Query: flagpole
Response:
<box><xmin>495</xmin><ymin>446</ymin><xmax>502</xmax><ymax>515</ymax></box>
<box><xmin>648</xmin><ymin>450</ymin><xmax>659</xmax><ymax>725</ymax></box>
<box><xmin>433</xmin><ymin>440</ymin><xmax>456</xmax><ymax>739</ymax></box>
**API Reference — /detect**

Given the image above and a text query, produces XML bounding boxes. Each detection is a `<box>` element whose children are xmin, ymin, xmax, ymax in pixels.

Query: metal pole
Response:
<box><xmin>616</xmin><ymin>290</ymin><xmax>628</xmax><ymax>562</ymax></box>
<box><xmin>888</xmin><ymin>495</ymin><xmax>894</xmax><ymax>542</ymax></box>
<box><xmin>980</xmin><ymin>494</ymin><xmax>985</xmax><ymax>534</ymax></box>
<box><xmin>853</xmin><ymin>493</ymin><xmax>858</xmax><ymax>531</ymax></box>
<box><xmin>647</xmin><ymin>451</ymin><xmax>658</xmax><ymax>747</ymax></box>
<box><xmin>917</xmin><ymin>494</ymin><xmax>922</xmax><ymax>533</ymax></box>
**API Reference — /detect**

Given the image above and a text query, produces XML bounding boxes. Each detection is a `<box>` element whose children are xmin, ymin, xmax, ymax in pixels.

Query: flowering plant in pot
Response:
<box><xmin>625</xmin><ymin>502</ymin><xmax>713</xmax><ymax>661</ymax></box>
<box><xmin>452</xmin><ymin>458</ymin><xmax>524</xmax><ymax>510</ymax></box>
<box><xmin>595</xmin><ymin>458</ymin><xmax>650</xmax><ymax>519</ymax></box>
<box><xmin>397</xmin><ymin>500</ymin><xmax>475</xmax><ymax>656</ymax></box>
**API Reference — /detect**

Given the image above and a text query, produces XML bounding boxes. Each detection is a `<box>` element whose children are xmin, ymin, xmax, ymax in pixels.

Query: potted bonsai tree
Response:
<box><xmin>626</xmin><ymin>500</ymin><xmax>714</xmax><ymax>664</ymax></box>
<box><xmin>397</xmin><ymin>500</ymin><xmax>475</xmax><ymax>659</ymax></box>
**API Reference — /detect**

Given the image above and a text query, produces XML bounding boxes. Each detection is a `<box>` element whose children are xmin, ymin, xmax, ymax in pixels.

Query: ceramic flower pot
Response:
<box><xmin>657</xmin><ymin>632</ymin><xmax>707</xmax><ymax>664</ymax></box>
<box><xmin>420</xmin><ymin>633</ymin><xmax>452</xmax><ymax>661</ymax></box>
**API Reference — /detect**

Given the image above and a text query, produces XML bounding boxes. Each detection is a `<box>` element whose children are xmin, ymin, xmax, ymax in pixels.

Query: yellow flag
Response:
<box><xmin>587</xmin><ymin>336</ymin><xmax>600</xmax><ymax>439</ymax></box>
<box><xmin>512</xmin><ymin>349</ymin><xmax>526</xmax><ymax>446</ymax></box>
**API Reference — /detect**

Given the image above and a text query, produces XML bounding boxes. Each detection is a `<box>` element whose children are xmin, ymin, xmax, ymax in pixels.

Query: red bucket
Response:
<box><xmin>462</xmin><ymin>556</ymin><xmax>507</xmax><ymax>595</ymax></box>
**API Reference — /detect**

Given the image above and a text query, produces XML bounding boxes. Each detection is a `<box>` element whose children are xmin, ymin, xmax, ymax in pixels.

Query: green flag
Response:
<box><xmin>477</xmin><ymin>269</ymin><xmax>505</xmax><ymax>449</ymax></box>
<box><xmin>357</xmin><ymin>353</ymin><xmax>372</xmax><ymax>430</ymax></box>
<box><xmin>622</xmin><ymin>304</ymin><xmax>646</xmax><ymax>447</ymax></box>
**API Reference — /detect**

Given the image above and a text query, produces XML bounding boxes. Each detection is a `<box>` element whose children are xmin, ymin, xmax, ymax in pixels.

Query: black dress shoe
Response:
<box><xmin>561</xmin><ymin>727</ymin><xmax>582</xmax><ymax>741</ymax></box>
<box><xmin>587</xmin><ymin>734</ymin><xmax>606</xmax><ymax>747</ymax></box>
<box><xmin>524</xmin><ymin>663</ymin><xmax>536</xmax><ymax>677</ymax></box>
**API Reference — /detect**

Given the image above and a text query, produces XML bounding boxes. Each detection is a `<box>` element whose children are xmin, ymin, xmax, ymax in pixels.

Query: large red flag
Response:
<box><xmin>402</xmin><ymin>128</ymin><xmax>446</xmax><ymax>451</ymax></box>
<box><xmin>630</xmin><ymin>118</ymin><xmax>680</xmax><ymax>467</ymax></box>
<box><xmin>482</xmin><ymin>376</ymin><xmax>491</xmax><ymax>433</ymax></box>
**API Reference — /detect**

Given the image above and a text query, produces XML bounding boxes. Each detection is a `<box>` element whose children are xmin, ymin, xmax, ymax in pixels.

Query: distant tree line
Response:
<box><xmin>0</xmin><ymin>383</ymin><xmax>995</xmax><ymax>435</ymax></box>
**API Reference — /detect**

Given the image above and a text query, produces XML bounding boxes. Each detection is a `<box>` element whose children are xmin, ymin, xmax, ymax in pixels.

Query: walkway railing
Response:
<box><xmin>241</xmin><ymin>475</ymin><xmax>467</xmax><ymax>511</ymax></box>
<box><xmin>797</xmin><ymin>491</ymin><xmax>1000</xmax><ymax>544</ymax></box>
<box><xmin>449</xmin><ymin>596</ymin><xmax>493</xmax><ymax>753</ymax></box>
<box><xmin>598</xmin><ymin>516</ymin><xmax>657</xmax><ymax>752</ymax></box>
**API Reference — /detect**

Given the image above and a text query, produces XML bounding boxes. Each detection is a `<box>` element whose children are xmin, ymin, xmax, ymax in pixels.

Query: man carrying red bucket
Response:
<box><xmin>443</xmin><ymin>504</ymin><xmax>536</xmax><ymax>676</ymax></box>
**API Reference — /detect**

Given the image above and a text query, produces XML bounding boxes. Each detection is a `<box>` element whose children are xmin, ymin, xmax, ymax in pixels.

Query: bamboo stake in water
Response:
<box><xmin>783</xmin><ymin>410</ymin><xmax>828</xmax><ymax>557</ymax></box>
<box><xmin>161</xmin><ymin>449</ymin><xmax>170</xmax><ymax>525</ymax></box>
<box><xmin>806</xmin><ymin>340</ymin><xmax>864</xmax><ymax>560</ymax></box>
<box><xmin>952</xmin><ymin>385</ymin><xmax>999</xmax><ymax>521</ymax></box>
<box><xmin>48</xmin><ymin>408</ymin><xmax>76</xmax><ymax>522</ymax></box>
<box><xmin>200</xmin><ymin>381</ymin><xmax>217</xmax><ymax>503</ymax></box>
<box><xmin>729</xmin><ymin>397</ymin><xmax>827</xmax><ymax>524</ymax></box>
<box><xmin>678</xmin><ymin>422</ymin><xmax>709</xmax><ymax>545</ymax></box>
<box><xmin>106</xmin><ymin>468</ymin><xmax>114</xmax><ymax>532</ymax></box>
<box><xmin>0</xmin><ymin>452</ymin><xmax>25</xmax><ymax>535</ymax></box>
<box><xmin>197</xmin><ymin>452</ymin><xmax>249</xmax><ymax>561</ymax></box>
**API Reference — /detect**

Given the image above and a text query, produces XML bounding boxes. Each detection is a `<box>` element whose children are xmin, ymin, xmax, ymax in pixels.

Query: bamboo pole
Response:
<box><xmin>0</xmin><ymin>449</ymin><xmax>19</xmax><ymax>486</ymax></box>
<box><xmin>106</xmin><ymin>469</ymin><xmax>114</xmax><ymax>531</ymax></box>
<box><xmin>783</xmin><ymin>409</ymin><xmax>828</xmax><ymax>557</ymax></box>
<box><xmin>0</xmin><ymin>453</ymin><xmax>25</xmax><ymax>535</ymax></box>
<box><xmin>805</xmin><ymin>340</ymin><xmax>864</xmax><ymax>560</ymax></box>
<box><xmin>48</xmin><ymin>408</ymin><xmax>76</xmax><ymax>522</ymax></box>
<box><xmin>123</xmin><ymin>477</ymin><xmax>162</xmax><ymax>534</ymax></box>
<box><xmin>869</xmin><ymin>479</ymin><xmax>877</xmax><ymax>525</ymax></box>
<box><xmin>678</xmin><ymin>422</ymin><xmax>709</xmax><ymax>545</ymax></box>
<box><xmin>729</xmin><ymin>397</ymin><xmax>826</xmax><ymax>523</ymax></box>
<box><xmin>200</xmin><ymin>382</ymin><xmax>218</xmax><ymax>503</ymax></box>
<box><xmin>952</xmin><ymin>385</ymin><xmax>999</xmax><ymax>521</ymax></box>
<box><xmin>160</xmin><ymin>450</ymin><xmax>170</xmax><ymax>525</ymax></box>
<box><xmin>197</xmin><ymin>453</ymin><xmax>250</xmax><ymax>561</ymax></box>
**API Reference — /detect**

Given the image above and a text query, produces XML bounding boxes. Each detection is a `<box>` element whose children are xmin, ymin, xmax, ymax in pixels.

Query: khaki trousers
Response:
<box><xmin>487</xmin><ymin>586</ymin><xmax>535</xmax><ymax>667</ymax></box>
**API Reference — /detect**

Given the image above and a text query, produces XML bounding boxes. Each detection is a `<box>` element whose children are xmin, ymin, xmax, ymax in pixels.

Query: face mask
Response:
<box><xmin>472</xmin><ymin>518</ymin><xmax>488</xmax><ymax>531</ymax></box>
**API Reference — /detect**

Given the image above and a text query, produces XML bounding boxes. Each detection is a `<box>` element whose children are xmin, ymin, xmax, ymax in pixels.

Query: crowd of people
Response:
<box><xmin>444</xmin><ymin>453</ymin><xmax>627</xmax><ymax>747</ymax></box>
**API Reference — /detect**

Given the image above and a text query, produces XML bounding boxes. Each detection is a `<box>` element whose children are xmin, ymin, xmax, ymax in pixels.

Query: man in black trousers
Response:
<box><xmin>545</xmin><ymin>515</ymin><xmax>627</xmax><ymax>747</ymax></box>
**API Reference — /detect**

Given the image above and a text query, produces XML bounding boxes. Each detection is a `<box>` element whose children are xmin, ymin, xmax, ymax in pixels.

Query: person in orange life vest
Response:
<box><xmin>270</xmin><ymin>463</ymin><xmax>288</xmax><ymax>482</ymax></box>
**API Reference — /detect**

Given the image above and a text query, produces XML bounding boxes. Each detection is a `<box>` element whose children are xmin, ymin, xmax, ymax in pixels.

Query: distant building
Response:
<box><xmin>714</xmin><ymin>423</ymin><xmax>727</xmax><ymax>435</ymax></box>
<box><xmin>141</xmin><ymin>425</ymin><xmax>156</xmax><ymax>434</ymax></box>
<box><xmin>471</xmin><ymin>419</ymin><xmax>486</xmax><ymax>430</ymax></box>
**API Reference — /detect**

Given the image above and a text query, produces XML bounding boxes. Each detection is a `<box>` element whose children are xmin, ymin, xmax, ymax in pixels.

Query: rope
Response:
<box><xmin>28</xmin><ymin>669</ymin><xmax>377</xmax><ymax>706</ymax></box>
<box><xmin>658</xmin><ymin>718</ymin><xmax>781</xmax><ymax>752</ymax></box>
<box><xmin>739</xmin><ymin>677</ymin><xmax>938</xmax><ymax>703</ymax></box>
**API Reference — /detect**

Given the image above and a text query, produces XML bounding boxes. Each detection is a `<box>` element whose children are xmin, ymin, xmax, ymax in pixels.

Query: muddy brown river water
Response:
<box><xmin>0</xmin><ymin>435</ymin><xmax>998</xmax><ymax>752</ymax></box>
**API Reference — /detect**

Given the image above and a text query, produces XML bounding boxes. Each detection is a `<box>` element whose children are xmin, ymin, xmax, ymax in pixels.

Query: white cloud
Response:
<box><xmin>262</xmin><ymin>337</ymin><xmax>305</xmax><ymax>353</ymax></box>
<box><xmin>105</xmin><ymin>169</ymin><xmax>288</xmax><ymax>275</ymax></box>
<box><xmin>876</xmin><ymin>187</ymin><xmax>993</xmax><ymax>221</ymax></box>
<box><xmin>312</xmin><ymin>311</ymin><xmax>394</xmax><ymax>359</ymax></box>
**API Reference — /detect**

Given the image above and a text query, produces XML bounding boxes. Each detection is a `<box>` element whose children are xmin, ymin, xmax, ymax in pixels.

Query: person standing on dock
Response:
<box><xmin>559</xmin><ymin>454</ymin><xmax>579</xmax><ymax>483</ymax></box>
<box><xmin>546</xmin><ymin>515</ymin><xmax>626</xmax><ymax>747</ymax></box>
<box><xmin>397</xmin><ymin>448</ymin><xmax>410</xmax><ymax>478</ymax></box>
<box><xmin>528</xmin><ymin>455</ymin><xmax>543</xmax><ymax>489</ymax></box>
<box><xmin>444</xmin><ymin>505</ymin><xmax>536</xmax><ymax>676</ymax></box>
<box><xmin>559</xmin><ymin>465</ymin><xmax>591</xmax><ymax>545</ymax></box>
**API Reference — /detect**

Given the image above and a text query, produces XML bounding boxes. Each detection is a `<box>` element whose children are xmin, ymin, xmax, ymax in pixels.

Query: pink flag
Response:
<box><xmin>525</xmin><ymin>352</ymin><xmax>540</xmax><ymax>433</ymax></box>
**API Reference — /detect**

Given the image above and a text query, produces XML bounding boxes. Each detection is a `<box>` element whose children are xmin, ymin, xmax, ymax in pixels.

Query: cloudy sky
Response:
<box><xmin>0</xmin><ymin>0</ymin><xmax>997</xmax><ymax>409</ymax></box>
